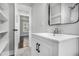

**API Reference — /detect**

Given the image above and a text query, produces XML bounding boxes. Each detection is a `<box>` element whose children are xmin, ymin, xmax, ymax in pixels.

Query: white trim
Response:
<box><xmin>9</xmin><ymin>50</ymin><xmax>14</xmax><ymax>56</ymax></box>
<box><xmin>28</xmin><ymin>6</ymin><xmax>32</xmax><ymax>48</ymax></box>
<box><xmin>14</xmin><ymin>3</ymin><xmax>31</xmax><ymax>55</ymax></box>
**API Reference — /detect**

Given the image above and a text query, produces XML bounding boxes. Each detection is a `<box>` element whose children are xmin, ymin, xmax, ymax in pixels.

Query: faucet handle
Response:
<box><xmin>54</xmin><ymin>28</ymin><xmax>59</xmax><ymax>34</ymax></box>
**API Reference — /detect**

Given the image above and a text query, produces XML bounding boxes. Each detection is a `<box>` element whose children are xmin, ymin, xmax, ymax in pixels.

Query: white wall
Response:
<box><xmin>31</xmin><ymin>3</ymin><xmax>60</xmax><ymax>33</ymax></box>
<box><xmin>31</xmin><ymin>3</ymin><xmax>79</xmax><ymax>35</ymax></box>
<box><xmin>60</xmin><ymin>23</ymin><xmax>79</xmax><ymax>35</ymax></box>
<box><xmin>31</xmin><ymin>3</ymin><xmax>51</xmax><ymax>33</ymax></box>
<box><xmin>9</xmin><ymin>3</ymin><xmax>15</xmax><ymax>55</ymax></box>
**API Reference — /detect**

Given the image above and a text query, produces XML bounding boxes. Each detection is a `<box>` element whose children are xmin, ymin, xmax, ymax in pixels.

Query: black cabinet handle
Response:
<box><xmin>36</xmin><ymin>43</ymin><xmax>40</xmax><ymax>53</ymax></box>
<box><xmin>13</xmin><ymin>29</ymin><xmax>18</xmax><ymax>31</ymax></box>
<box><xmin>38</xmin><ymin>44</ymin><xmax>40</xmax><ymax>53</ymax></box>
<box><xmin>36</xmin><ymin>43</ymin><xmax>38</xmax><ymax>51</ymax></box>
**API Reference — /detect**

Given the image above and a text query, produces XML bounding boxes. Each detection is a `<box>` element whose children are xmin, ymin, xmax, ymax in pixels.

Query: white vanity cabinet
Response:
<box><xmin>31</xmin><ymin>33</ymin><xmax>79</xmax><ymax>56</ymax></box>
<box><xmin>31</xmin><ymin>34</ymin><xmax>58</xmax><ymax>56</ymax></box>
<box><xmin>31</xmin><ymin>38</ymin><xmax>54</xmax><ymax>56</ymax></box>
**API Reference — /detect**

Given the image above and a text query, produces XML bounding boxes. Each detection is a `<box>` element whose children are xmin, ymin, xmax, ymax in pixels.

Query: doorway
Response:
<box><xmin>14</xmin><ymin>4</ymin><xmax>31</xmax><ymax>56</ymax></box>
<box><xmin>18</xmin><ymin>15</ymin><xmax>29</xmax><ymax>48</ymax></box>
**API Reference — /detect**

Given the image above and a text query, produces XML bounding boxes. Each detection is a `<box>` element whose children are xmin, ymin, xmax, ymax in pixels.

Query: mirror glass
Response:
<box><xmin>49</xmin><ymin>3</ymin><xmax>79</xmax><ymax>25</ymax></box>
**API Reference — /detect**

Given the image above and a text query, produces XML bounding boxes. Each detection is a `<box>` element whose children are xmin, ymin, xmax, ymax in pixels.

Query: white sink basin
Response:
<box><xmin>32</xmin><ymin>33</ymin><xmax>79</xmax><ymax>41</ymax></box>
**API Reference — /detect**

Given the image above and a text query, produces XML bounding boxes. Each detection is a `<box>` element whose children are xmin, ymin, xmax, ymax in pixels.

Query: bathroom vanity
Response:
<box><xmin>31</xmin><ymin>33</ymin><xmax>79</xmax><ymax>56</ymax></box>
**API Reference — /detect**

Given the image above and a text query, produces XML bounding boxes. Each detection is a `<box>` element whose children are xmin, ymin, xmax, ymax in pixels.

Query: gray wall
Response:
<box><xmin>31</xmin><ymin>3</ymin><xmax>79</xmax><ymax>35</ymax></box>
<box><xmin>31</xmin><ymin>3</ymin><xmax>50</xmax><ymax>33</ymax></box>
<box><xmin>9</xmin><ymin>3</ymin><xmax>15</xmax><ymax>55</ymax></box>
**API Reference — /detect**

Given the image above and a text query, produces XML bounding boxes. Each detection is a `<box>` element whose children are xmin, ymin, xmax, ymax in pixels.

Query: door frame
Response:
<box><xmin>14</xmin><ymin>3</ymin><xmax>31</xmax><ymax>55</ymax></box>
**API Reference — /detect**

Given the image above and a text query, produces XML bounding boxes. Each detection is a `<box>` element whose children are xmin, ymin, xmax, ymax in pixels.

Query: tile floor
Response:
<box><xmin>16</xmin><ymin>47</ymin><xmax>31</xmax><ymax>56</ymax></box>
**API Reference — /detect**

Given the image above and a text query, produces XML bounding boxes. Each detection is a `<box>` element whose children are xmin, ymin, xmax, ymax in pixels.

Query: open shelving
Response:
<box><xmin>0</xmin><ymin>10</ymin><xmax>8</xmax><ymax>23</ymax></box>
<box><xmin>0</xmin><ymin>30</ymin><xmax>8</xmax><ymax>34</ymax></box>
<box><xmin>0</xmin><ymin>3</ymin><xmax>9</xmax><ymax>56</ymax></box>
<box><xmin>0</xmin><ymin>22</ymin><xmax>8</xmax><ymax>34</ymax></box>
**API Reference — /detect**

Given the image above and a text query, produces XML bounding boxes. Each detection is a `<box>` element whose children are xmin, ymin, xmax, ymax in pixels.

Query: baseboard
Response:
<box><xmin>1</xmin><ymin>51</ymin><xmax>9</xmax><ymax>56</ymax></box>
<box><xmin>9</xmin><ymin>50</ymin><xmax>14</xmax><ymax>56</ymax></box>
<box><xmin>1</xmin><ymin>50</ymin><xmax>14</xmax><ymax>56</ymax></box>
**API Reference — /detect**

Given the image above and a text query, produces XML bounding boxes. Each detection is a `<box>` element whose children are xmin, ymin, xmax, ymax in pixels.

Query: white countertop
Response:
<box><xmin>32</xmin><ymin>33</ymin><xmax>79</xmax><ymax>42</ymax></box>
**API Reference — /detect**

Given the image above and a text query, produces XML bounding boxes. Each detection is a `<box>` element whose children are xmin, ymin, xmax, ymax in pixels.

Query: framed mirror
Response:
<box><xmin>48</xmin><ymin>3</ymin><xmax>79</xmax><ymax>25</ymax></box>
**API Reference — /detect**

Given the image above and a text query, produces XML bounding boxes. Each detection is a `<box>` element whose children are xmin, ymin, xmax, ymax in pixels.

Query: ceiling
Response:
<box><xmin>19</xmin><ymin>3</ymin><xmax>34</xmax><ymax>7</ymax></box>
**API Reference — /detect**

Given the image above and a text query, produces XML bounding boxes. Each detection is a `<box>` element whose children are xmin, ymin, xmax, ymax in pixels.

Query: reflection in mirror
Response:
<box><xmin>19</xmin><ymin>15</ymin><xmax>29</xmax><ymax>48</ymax></box>
<box><xmin>48</xmin><ymin>3</ymin><xmax>79</xmax><ymax>25</ymax></box>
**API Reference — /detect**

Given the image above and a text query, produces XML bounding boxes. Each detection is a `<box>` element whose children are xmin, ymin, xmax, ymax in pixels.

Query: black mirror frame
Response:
<box><xmin>48</xmin><ymin>3</ymin><xmax>79</xmax><ymax>26</ymax></box>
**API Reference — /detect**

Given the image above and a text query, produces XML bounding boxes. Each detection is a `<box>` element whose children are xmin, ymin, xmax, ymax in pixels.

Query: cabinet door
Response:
<box><xmin>31</xmin><ymin>38</ymin><xmax>39</xmax><ymax>56</ymax></box>
<box><xmin>31</xmin><ymin>36</ymin><xmax>58</xmax><ymax>56</ymax></box>
<box><xmin>34</xmin><ymin>39</ymin><xmax>53</xmax><ymax>56</ymax></box>
<box><xmin>31</xmin><ymin>37</ymin><xmax>52</xmax><ymax>56</ymax></box>
<box><xmin>39</xmin><ymin>42</ymin><xmax>53</xmax><ymax>56</ymax></box>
